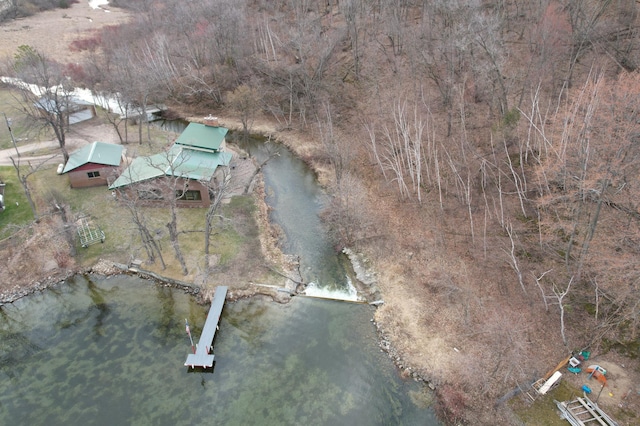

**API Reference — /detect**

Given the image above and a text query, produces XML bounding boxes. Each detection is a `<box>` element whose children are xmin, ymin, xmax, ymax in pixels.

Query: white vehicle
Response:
<box><xmin>0</xmin><ymin>194</ymin><xmax>4</xmax><ymax>212</ymax></box>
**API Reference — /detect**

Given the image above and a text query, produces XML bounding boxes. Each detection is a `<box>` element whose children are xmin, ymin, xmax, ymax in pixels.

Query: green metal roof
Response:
<box><xmin>62</xmin><ymin>141</ymin><xmax>124</xmax><ymax>173</ymax></box>
<box><xmin>175</xmin><ymin>122</ymin><xmax>228</xmax><ymax>151</ymax></box>
<box><xmin>108</xmin><ymin>153</ymin><xmax>167</xmax><ymax>189</ymax></box>
<box><xmin>109</xmin><ymin>145</ymin><xmax>232</xmax><ymax>189</ymax></box>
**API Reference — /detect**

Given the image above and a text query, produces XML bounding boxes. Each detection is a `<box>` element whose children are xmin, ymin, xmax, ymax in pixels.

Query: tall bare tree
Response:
<box><xmin>9</xmin><ymin>155</ymin><xmax>44</xmax><ymax>222</ymax></box>
<box><xmin>204</xmin><ymin>170</ymin><xmax>231</xmax><ymax>272</ymax></box>
<box><xmin>226</xmin><ymin>83</ymin><xmax>261</xmax><ymax>139</ymax></box>
<box><xmin>11</xmin><ymin>45</ymin><xmax>76</xmax><ymax>164</ymax></box>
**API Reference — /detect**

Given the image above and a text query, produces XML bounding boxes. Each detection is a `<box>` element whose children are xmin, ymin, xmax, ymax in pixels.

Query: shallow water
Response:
<box><xmin>0</xmin><ymin>274</ymin><xmax>438</xmax><ymax>425</ymax></box>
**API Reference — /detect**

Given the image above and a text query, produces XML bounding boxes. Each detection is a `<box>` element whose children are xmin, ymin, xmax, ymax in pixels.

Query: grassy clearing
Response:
<box><xmin>216</xmin><ymin>196</ymin><xmax>257</xmax><ymax>265</ymax></box>
<box><xmin>510</xmin><ymin>381</ymin><xmax>581</xmax><ymax>425</ymax></box>
<box><xmin>117</xmin><ymin>124</ymin><xmax>180</xmax><ymax>157</ymax></box>
<box><xmin>0</xmin><ymin>166</ymin><xmax>34</xmax><ymax>236</ymax></box>
<box><xmin>20</xmin><ymin>160</ymin><xmax>269</xmax><ymax>286</ymax></box>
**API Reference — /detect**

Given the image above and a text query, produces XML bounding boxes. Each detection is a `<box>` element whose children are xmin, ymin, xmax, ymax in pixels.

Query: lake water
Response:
<box><xmin>0</xmin><ymin>274</ymin><xmax>438</xmax><ymax>425</ymax></box>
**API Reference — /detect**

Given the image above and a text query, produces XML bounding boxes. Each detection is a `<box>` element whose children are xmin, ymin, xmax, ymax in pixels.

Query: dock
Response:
<box><xmin>556</xmin><ymin>395</ymin><xmax>619</xmax><ymax>426</ymax></box>
<box><xmin>184</xmin><ymin>286</ymin><xmax>228</xmax><ymax>369</ymax></box>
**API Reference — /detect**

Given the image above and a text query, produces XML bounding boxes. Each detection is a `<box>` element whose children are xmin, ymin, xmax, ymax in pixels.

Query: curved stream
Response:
<box><xmin>231</xmin><ymin>133</ymin><xmax>357</xmax><ymax>299</ymax></box>
<box><xmin>0</xmin><ymin>129</ymin><xmax>439</xmax><ymax>425</ymax></box>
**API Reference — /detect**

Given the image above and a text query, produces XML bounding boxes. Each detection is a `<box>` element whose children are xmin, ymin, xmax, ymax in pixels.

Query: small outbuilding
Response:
<box><xmin>35</xmin><ymin>94</ymin><xmax>97</xmax><ymax>126</ymax></box>
<box><xmin>62</xmin><ymin>141</ymin><xmax>125</xmax><ymax>188</ymax></box>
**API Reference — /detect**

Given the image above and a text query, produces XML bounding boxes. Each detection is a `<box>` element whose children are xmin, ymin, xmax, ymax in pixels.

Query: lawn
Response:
<box><xmin>16</xmin><ymin>152</ymin><xmax>269</xmax><ymax>286</ymax></box>
<box><xmin>25</xmin><ymin>163</ymin><xmax>217</xmax><ymax>278</ymax></box>
<box><xmin>510</xmin><ymin>381</ymin><xmax>582</xmax><ymax>425</ymax></box>
<box><xmin>0</xmin><ymin>166</ymin><xmax>34</xmax><ymax>237</ymax></box>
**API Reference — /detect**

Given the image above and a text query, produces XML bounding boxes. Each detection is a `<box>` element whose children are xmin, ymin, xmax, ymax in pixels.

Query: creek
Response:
<box><xmin>0</xmin><ymin>126</ymin><xmax>439</xmax><ymax>425</ymax></box>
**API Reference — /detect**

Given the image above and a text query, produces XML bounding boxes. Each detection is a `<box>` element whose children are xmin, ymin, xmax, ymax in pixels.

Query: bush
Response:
<box><xmin>435</xmin><ymin>384</ymin><xmax>468</xmax><ymax>425</ymax></box>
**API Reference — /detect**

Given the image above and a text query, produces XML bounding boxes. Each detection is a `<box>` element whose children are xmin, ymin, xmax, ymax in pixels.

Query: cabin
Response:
<box><xmin>109</xmin><ymin>119</ymin><xmax>232</xmax><ymax>207</ymax></box>
<box><xmin>35</xmin><ymin>94</ymin><xmax>97</xmax><ymax>126</ymax></box>
<box><xmin>62</xmin><ymin>142</ymin><xmax>125</xmax><ymax>188</ymax></box>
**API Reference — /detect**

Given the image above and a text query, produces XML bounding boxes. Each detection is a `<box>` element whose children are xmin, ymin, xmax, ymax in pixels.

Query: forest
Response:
<box><xmin>3</xmin><ymin>0</ymin><xmax>640</xmax><ymax>424</ymax></box>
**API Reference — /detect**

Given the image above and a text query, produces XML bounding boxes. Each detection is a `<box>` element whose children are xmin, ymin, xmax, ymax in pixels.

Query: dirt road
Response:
<box><xmin>0</xmin><ymin>120</ymin><xmax>122</xmax><ymax>167</ymax></box>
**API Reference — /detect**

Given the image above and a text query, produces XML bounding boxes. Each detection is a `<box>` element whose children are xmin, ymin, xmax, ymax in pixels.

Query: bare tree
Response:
<box><xmin>10</xmin><ymin>45</ymin><xmax>76</xmax><ymax>163</ymax></box>
<box><xmin>339</xmin><ymin>0</ymin><xmax>365</xmax><ymax>80</ymax></box>
<box><xmin>244</xmin><ymin>142</ymin><xmax>280</xmax><ymax>195</ymax></box>
<box><xmin>47</xmin><ymin>191</ymin><xmax>77</xmax><ymax>258</ymax></box>
<box><xmin>316</xmin><ymin>101</ymin><xmax>353</xmax><ymax>185</ymax></box>
<box><xmin>9</xmin><ymin>154</ymin><xmax>53</xmax><ymax>222</ymax></box>
<box><xmin>552</xmin><ymin>276</ymin><xmax>574</xmax><ymax>346</ymax></box>
<box><xmin>204</xmin><ymin>170</ymin><xmax>231</xmax><ymax>272</ymax></box>
<box><xmin>366</xmin><ymin>99</ymin><xmax>427</xmax><ymax>202</ymax></box>
<box><xmin>503</xmin><ymin>221</ymin><xmax>526</xmax><ymax>294</ymax></box>
<box><xmin>113</xmin><ymin>167</ymin><xmax>166</xmax><ymax>269</ymax></box>
<box><xmin>322</xmin><ymin>171</ymin><xmax>371</xmax><ymax>249</ymax></box>
<box><xmin>226</xmin><ymin>83</ymin><xmax>261</xmax><ymax>139</ymax></box>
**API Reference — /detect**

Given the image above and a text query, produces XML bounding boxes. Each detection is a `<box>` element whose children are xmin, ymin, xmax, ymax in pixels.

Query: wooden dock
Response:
<box><xmin>556</xmin><ymin>395</ymin><xmax>619</xmax><ymax>426</ymax></box>
<box><xmin>184</xmin><ymin>286</ymin><xmax>228</xmax><ymax>369</ymax></box>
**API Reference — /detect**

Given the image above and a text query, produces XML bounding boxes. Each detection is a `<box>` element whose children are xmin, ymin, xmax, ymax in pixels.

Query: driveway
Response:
<box><xmin>0</xmin><ymin>121</ymin><xmax>123</xmax><ymax>167</ymax></box>
<box><xmin>0</xmin><ymin>140</ymin><xmax>63</xmax><ymax>167</ymax></box>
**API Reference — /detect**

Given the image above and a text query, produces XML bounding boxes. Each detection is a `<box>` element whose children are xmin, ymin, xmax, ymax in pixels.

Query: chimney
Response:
<box><xmin>203</xmin><ymin>114</ymin><xmax>219</xmax><ymax>127</ymax></box>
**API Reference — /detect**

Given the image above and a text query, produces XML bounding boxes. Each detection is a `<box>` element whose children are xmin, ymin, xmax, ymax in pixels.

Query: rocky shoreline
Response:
<box><xmin>0</xmin><ymin>245</ymin><xmax>439</xmax><ymax>416</ymax></box>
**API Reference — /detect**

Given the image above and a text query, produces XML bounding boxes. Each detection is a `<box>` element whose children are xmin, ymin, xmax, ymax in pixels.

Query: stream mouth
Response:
<box><xmin>303</xmin><ymin>278</ymin><xmax>361</xmax><ymax>302</ymax></box>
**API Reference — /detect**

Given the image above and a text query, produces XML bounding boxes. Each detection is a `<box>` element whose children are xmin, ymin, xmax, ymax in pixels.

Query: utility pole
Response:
<box><xmin>3</xmin><ymin>112</ymin><xmax>19</xmax><ymax>157</ymax></box>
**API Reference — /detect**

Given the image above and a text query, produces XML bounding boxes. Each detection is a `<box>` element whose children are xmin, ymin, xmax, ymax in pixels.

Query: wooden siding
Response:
<box><xmin>68</xmin><ymin>164</ymin><xmax>120</xmax><ymax>188</ymax></box>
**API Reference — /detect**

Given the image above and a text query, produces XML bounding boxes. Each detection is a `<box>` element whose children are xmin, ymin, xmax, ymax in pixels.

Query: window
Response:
<box><xmin>176</xmin><ymin>190</ymin><xmax>202</xmax><ymax>201</ymax></box>
<box><xmin>87</xmin><ymin>171</ymin><xmax>101</xmax><ymax>178</ymax></box>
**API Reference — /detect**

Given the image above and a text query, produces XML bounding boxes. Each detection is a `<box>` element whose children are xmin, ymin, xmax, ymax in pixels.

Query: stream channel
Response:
<box><xmin>0</xmin><ymin>128</ymin><xmax>439</xmax><ymax>425</ymax></box>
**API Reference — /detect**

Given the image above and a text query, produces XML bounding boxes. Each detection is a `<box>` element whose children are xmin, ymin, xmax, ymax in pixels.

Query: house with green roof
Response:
<box><xmin>175</xmin><ymin>120</ymin><xmax>228</xmax><ymax>152</ymax></box>
<box><xmin>109</xmin><ymin>121</ymin><xmax>232</xmax><ymax>207</ymax></box>
<box><xmin>62</xmin><ymin>141</ymin><xmax>125</xmax><ymax>188</ymax></box>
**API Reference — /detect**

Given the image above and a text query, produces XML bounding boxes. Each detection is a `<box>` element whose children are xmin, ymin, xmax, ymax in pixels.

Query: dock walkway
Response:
<box><xmin>185</xmin><ymin>286</ymin><xmax>228</xmax><ymax>368</ymax></box>
<box><xmin>556</xmin><ymin>395</ymin><xmax>619</xmax><ymax>426</ymax></box>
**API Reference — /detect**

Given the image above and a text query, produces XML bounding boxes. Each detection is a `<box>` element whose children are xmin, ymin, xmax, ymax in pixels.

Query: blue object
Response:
<box><xmin>582</xmin><ymin>385</ymin><xmax>592</xmax><ymax>394</ymax></box>
<box><xmin>568</xmin><ymin>367</ymin><xmax>581</xmax><ymax>374</ymax></box>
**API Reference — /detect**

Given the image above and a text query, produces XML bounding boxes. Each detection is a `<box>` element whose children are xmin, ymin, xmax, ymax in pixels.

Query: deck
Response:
<box><xmin>184</xmin><ymin>286</ymin><xmax>228</xmax><ymax>369</ymax></box>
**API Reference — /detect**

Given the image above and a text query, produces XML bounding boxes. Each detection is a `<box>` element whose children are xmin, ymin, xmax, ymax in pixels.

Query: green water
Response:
<box><xmin>0</xmin><ymin>274</ymin><xmax>438</xmax><ymax>425</ymax></box>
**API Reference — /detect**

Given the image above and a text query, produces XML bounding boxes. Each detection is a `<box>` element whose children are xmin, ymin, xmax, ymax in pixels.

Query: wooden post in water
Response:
<box><xmin>185</xmin><ymin>319</ymin><xmax>195</xmax><ymax>354</ymax></box>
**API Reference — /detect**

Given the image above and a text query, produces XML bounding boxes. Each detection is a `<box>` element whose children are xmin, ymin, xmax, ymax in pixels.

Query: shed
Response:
<box><xmin>35</xmin><ymin>94</ymin><xmax>97</xmax><ymax>125</ymax></box>
<box><xmin>62</xmin><ymin>142</ymin><xmax>125</xmax><ymax>188</ymax></box>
